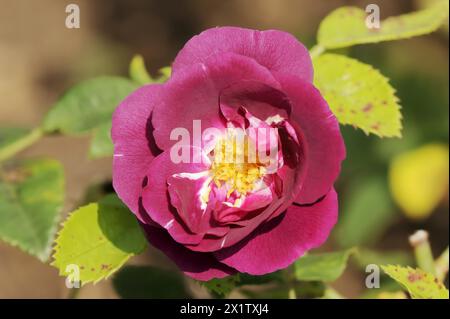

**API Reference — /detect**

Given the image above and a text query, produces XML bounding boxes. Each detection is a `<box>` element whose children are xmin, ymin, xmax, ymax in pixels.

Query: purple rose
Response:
<box><xmin>112</xmin><ymin>27</ymin><xmax>345</xmax><ymax>280</ymax></box>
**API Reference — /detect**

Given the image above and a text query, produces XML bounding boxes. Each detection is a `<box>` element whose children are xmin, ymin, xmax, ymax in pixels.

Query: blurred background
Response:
<box><xmin>0</xmin><ymin>0</ymin><xmax>448</xmax><ymax>298</ymax></box>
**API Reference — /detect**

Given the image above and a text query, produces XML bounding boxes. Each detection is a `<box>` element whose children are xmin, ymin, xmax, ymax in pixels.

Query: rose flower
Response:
<box><xmin>112</xmin><ymin>27</ymin><xmax>345</xmax><ymax>280</ymax></box>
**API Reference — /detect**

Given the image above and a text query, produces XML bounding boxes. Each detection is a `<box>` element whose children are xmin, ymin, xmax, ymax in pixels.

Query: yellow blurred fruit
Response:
<box><xmin>389</xmin><ymin>144</ymin><xmax>449</xmax><ymax>220</ymax></box>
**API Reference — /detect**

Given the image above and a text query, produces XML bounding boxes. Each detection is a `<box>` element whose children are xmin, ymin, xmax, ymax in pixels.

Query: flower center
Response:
<box><xmin>210</xmin><ymin>130</ymin><xmax>266</xmax><ymax>197</ymax></box>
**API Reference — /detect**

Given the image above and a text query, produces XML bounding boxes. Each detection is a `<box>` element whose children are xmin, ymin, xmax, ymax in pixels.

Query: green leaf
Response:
<box><xmin>52</xmin><ymin>194</ymin><xmax>147</xmax><ymax>285</ymax></box>
<box><xmin>335</xmin><ymin>177</ymin><xmax>395</xmax><ymax>248</ymax></box>
<box><xmin>294</xmin><ymin>249</ymin><xmax>355</xmax><ymax>282</ymax></box>
<box><xmin>201</xmin><ymin>274</ymin><xmax>240</xmax><ymax>297</ymax></box>
<box><xmin>241</xmin><ymin>281</ymin><xmax>326</xmax><ymax>299</ymax></box>
<box><xmin>0</xmin><ymin>159</ymin><xmax>64</xmax><ymax>261</ymax></box>
<box><xmin>129</xmin><ymin>55</ymin><xmax>152</xmax><ymax>85</ymax></box>
<box><xmin>238</xmin><ymin>271</ymin><xmax>284</xmax><ymax>286</ymax></box>
<box><xmin>43</xmin><ymin>77</ymin><xmax>138</xmax><ymax>158</ymax></box>
<box><xmin>313</xmin><ymin>54</ymin><xmax>402</xmax><ymax>137</ymax></box>
<box><xmin>317</xmin><ymin>1</ymin><xmax>449</xmax><ymax>49</ymax></box>
<box><xmin>129</xmin><ymin>55</ymin><xmax>171</xmax><ymax>85</ymax></box>
<box><xmin>89</xmin><ymin>122</ymin><xmax>113</xmax><ymax>158</ymax></box>
<box><xmin>113</xmin><ymin>265</ymin><xmax>189</xmax><ymax>298</ymax></box>
<box><xmin>381</xmin><ymin>265</ymin><xmax>449</xmax><ymax>299</ymax></box>
<box><xmin>44</xmin><ymin>76</ymin><xmax>137</xmax><ymax>134</ymax></box>
<box><xmin>157</xmin><ymin>66</ymin><xmax>172</xmax><ymax>82</ymax></box>
<box><xmin>361</xmin><ymin>280</ymin><xmax>407</xmax><ymax>299</ymax></box>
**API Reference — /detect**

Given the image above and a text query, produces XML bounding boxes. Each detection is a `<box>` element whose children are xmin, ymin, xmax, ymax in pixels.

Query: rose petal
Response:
<box><xmin>214</xmin><ymin>183</ymin><xmax>274</xmax><ymax>224</ymax></box>
<box><xmin>142</xmin><ymin>224</ymin><xmax>236</xmax><ymax>281</ymax></box>
<box><xmin>219</xmin><ymin>81</ymin><xmax>291</xmax><ymax>123</ymax></box>
<box><xmin>141</xmin><ymin>148</ymin><xmax>210</xmax><ymax>245</ymax></box>
<box><xmin>152</xmin><ymin>52</ymin><xmax>280</xmax><ymax>151</ymax></box>
<box><xmin>214</xmin><ymin>189</ymin><xmax>338</xmax><ymax>275</ymax></box>
<box><xmin>112</xmin><ymin>84</ymin><xmax>163</xmax><ymax>220</ymax></box>
<box><xmin>276</xmin><ymin>73</ymin><xmax>346</xmax><ymax>204</ymax></box>
<box><xmin>173</xmin><ymin>26</ymin><xmax>313</xmax><ymax>82</ymax></box>
<box><xmin>185</xmin><ymin>196</ymin><xmax>286</xmax><ymax>252</ymax></box>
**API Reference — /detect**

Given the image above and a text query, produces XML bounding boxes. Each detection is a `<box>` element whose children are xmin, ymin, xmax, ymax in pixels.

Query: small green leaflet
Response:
<box><xmin>314</xmin><ymin>54</ymin><xmax>402</xmax><ymax>138</ymax></box>
<box><xmin>158</xmin><ymin>66</ymin><xmax>172</xmax><ymax>81</ymax></box>
<box><xmin>43</xmin><ymin>76</ymin><xmax>138</xmax><ymax>158</ymax></box>
<box><xmin>0</xmin><ymin>159</ymin><xmax>64</xmax><ymax>261</ymax></box>
<box><xmin>381</xmin><ymin>265</ymin><xmax>449</xmax><ymax>299</ymax></box>
<box><xmin>317</xmin><ymin>1</ymin><xmax>449</xmax><ymax>49</ymax></box>
<box><xmin>129</xmin><ymin>54</ymin><xmax>171</xmax><ymax>85</ymax></box>
<box><xmin>294</xmin><ymin>248</ymin><xmax>355</xmax><ymax>282</ymax></box>
<box><xmin>113</xmin><ymin>266</ymin><xmax>189</xmax><ymax>298</ymax></box>
<box><xmin>129</xmin><ymin>55</ymin><xmax>153</xmax><ymax>85</ymax></box>
<box><xmin>43</xmin><ymin>76</ymin><xmax>138</xmax><ymax>134</ymax></box>
<box><xmin>201</xmin><ymin>274</ymin><xmax>240</xmax><ymax>296</ymax></box>
<box><xmin>89</xmin><ymin>122</ymin><xmax>113</xmax><ymax>158</ymax></box>
<box><xmin>239</xmin><ymin>271</ymin><xmax>284</xmax><ymax>286</ymax></box>
<box><xmin>52</xmin><ymin>194</ymin><xmax>147</xmax><ymax>286</ymax></box>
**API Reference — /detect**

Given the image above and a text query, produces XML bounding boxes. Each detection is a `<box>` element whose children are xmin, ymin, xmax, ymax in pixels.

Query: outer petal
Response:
<box><xmin>214</xmin><ymin>189</ymin><xmax>338</xmax><ymax>275</ymax></box>
<box><xmin>172</xmin><ymin>26</ymin><xmax>313</xmax><ymax>82</ymax></box>
<box><xmin>276</xmin><ymin>74</ymin><xmax>346</xmax><ymax>204</ymax></box>
<box><xmin>112</xmin><ymin>84</ymin><xmax>162</xmax><ymax>220</ymax></box>
<box><xmin>152</xmin><ymin>52</ymin><xmax>280</xmax><ymax>151</ymax></box>
<box><xmin>142</xmin><ymin>224</ymin><xmax>236</xmax><ymax>281</ymax></box>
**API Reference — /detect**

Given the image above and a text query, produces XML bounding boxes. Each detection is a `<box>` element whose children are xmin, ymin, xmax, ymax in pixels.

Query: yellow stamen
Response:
<box><xmin>211</xmin><ymin>130</ymin><xmax>266</xmax><ymax>197</ymax></box>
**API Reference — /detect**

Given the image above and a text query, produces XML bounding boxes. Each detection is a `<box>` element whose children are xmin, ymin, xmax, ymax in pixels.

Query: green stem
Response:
<box><xmin>435</xmin><ymin>246</ymin><xmax>449</xmax><ymax>282</ymax></box>
<box><xmin>288</xmin><ymin>287</ymin><xmax>297</xmax><ymax>299</ymax></box>
<box><xmin>0</xmin><ymin>127</ymin><xmax>43</xmax><ymax>162</ymax></box>
<box><xmin>323</xmin><ymin>287</ymin><xmax>344</xmax><ymax>299</ymax></box>
<box><xmin>309</xmin><ymin>44</ymin><xmax>325</xmax><ymax>59</ymax></box>
<box><xmin>67</xmin><ymin>287</ymin><xmax>81</xmax><ymax>299</ymax></box>
<box><xmin>409</xmin><ymin>230</ymin><xmax>436</xmax><ymax>276</ymax></box>
<box><xmin>284</xmin><ymin>264</ymin><xmax>298</xmax><ymax>299</ymax></box>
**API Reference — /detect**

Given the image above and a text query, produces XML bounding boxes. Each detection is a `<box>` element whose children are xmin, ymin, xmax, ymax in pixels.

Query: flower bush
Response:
<box><xmin>0</xmin><ymin>1</ymin><xmax>448</xmax><ymax>299</ymax></box>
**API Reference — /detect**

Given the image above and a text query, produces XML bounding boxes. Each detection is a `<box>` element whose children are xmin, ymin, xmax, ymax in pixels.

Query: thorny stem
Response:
<box><xmin>0</xmin><ymin>127</ymin><xmax>43</xmax><ymax>163</ymax></box>
<box><xmin>409</xmin><ymin>230</ymin><xmax>436</xmax><ymax>276</ymax></box>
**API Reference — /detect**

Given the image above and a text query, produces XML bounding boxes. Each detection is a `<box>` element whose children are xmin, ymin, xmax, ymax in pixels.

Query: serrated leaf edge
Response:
<box><xmin>51</xmin><ymin>202</ymin><xmax>139</xmax><ymax>286</ymax></box>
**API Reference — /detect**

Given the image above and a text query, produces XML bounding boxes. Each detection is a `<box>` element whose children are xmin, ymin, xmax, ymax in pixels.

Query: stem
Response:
<box><xmin>435</xmin><ymin>246</ymin><xmax>449</xmax><ymax>282</ymax></box>
<box><xmin>67</xmin><ymin>287</ymin><xmax>81</xmax><ymax>299</ymax></box>
<box><xmin>284</xmin><ymin>265</ymin><xmax>298</xmax><ymax>299</ymax></box>
<box><xmin>288</xmin><ymin>287</ymin><xmax>297</xmax><ymax>299</ymax></box>
<box><xmin>309</xmin><ymin>44</ymin><xmax>325</xmax><ymax>59</ymax></box>
<box><xmin>0</xmin><ymin>127</ymin><xmax>43</xmax><ymax>162</ymax></box>
<box><xmin>409</xmin><ymin>230</ymin><xmax>436</xmax><ymax>276</ymax></box>
<box><xmin>323</xmin><ymin>287</ymin><xmax>344</xmax><ymax>299</ymax></box>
